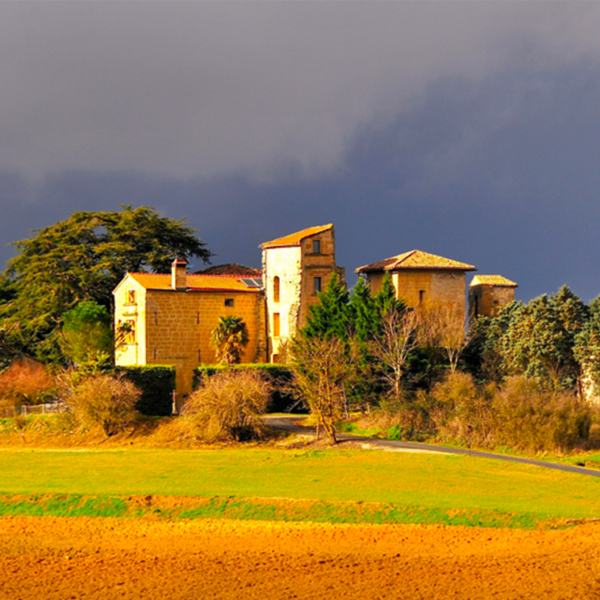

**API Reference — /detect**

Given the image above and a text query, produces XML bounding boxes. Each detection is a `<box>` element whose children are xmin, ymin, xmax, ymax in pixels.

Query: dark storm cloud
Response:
<box><xmin>3</xmin><ymin>2</ymin><xmax>600</xmax><ymax>304</ymax></box>
<box><xmin>1</xmin><ymin>1</ymin><xmax>595</xmax><ymax>179</ymax></box>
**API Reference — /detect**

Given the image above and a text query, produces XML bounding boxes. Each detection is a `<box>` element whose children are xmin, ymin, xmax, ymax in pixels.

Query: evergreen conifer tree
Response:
<box><xmin>302</xmin><ymin>274</ymin><xmax>351</xmax><ymax>341</ymax></box>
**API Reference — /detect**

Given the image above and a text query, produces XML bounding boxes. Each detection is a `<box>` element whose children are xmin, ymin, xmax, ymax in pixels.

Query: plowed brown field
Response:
<box><xmin>0</xmin><ymin>517</ymin><xmax>599</xmax><ymax>599</ymax></box>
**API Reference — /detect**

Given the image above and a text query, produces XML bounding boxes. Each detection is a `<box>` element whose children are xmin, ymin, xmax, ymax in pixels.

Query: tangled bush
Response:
<box><xmin>430</xmin><ymin>371</ymin><xmax>495</xmax><ymax>447</ymax></box>
<box><xmin>0</xmin><ymin>359</ymin><xmax>57</xmax><ymax>407</ymax></box>
<box><xmin>429</xmin><ymin>373</ymin><xmax>592</xmax><ymax>452</ymax></box>
<box><xmin>492</xmin><ymin>376</ymin><xmax>591</xmax><ymax>453</ymax></box>
<box><xmin>66</xmin><ymin>373</ymin><xmax>141</xmax><ymax>437</ymax></box>
<box><xmin>183</xmin><ymin>369</ymin><xmax>271</xmax><ymax>442</ymax></box>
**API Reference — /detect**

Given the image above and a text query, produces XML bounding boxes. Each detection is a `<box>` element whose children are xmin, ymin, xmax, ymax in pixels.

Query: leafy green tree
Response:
<box><xmin>211</xmin><ymin>316</ymin><xmax>249</xmax><ymax>365</ymax></box>
<box><xmin>574</xmin><ymin>296</ymin><xmax>600</xmax><ymax>394</ymax></box>
<box><xmin>60</xmin><ymin>301</ymin><xmax>113</xmax><ymax>370</ymax></box>
<box><xmin>374</xmin><ymin>273</ymin><xmax>404</xmax><ymax>325</ymax></box>
<box><xmin>349</xmin><ymin>277</ymin><xmax>378</xmax><ymax>345</ymax></box>
<box><xmin>1</xmin><ymin>205</ymin><xmax>211</xmax><ymax>362</ymax></box>
<box><xmin>477</xmin><ymin>286</ymin><xmax>588</xmax><ymax>390</ymax></box>
<box><xmin>302</xmin><ymin>274</ymin><xmax>351</xmax><ymax>341</ymax></box>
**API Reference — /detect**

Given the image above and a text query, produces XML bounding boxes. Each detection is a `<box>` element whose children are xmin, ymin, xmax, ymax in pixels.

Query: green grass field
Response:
<box><xmin>0</xmin><ymin>447</ymin><xmax>599</xmax><ymax>527</ymax></box>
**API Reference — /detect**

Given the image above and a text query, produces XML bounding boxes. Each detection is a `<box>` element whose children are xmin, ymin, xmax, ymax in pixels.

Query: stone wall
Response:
<box><xmin>469</xmin><ymin>285</ymin><xmax>515</xmax><ymax>319</ymax></box>
<box><xmin>389</xmin><ymin>270</ymin><xmax>466</xmax><ymax>314</ymax></box>
<box><xmin>262</xmin><ymin>227</ymin><xmax>345</xmax><ymax>361</ymax></box>
<box><xmin>298</xmin><ymin>227</ymin><xmax>344</xmax><ymax>329</ymax></box>
<box><xmin>114</xmin><ymin>278</ymin><xmax>147</xmax><ymax>367</ymax></box>
<box><xmin>115</xmin><ymin>275</ymin><xmax>265</xmax><ymax>396</ymax></box>
<box><xmin>262</xmin><ymin>246</ymin><xmax>302</xmax><ymax>361</ymax></box>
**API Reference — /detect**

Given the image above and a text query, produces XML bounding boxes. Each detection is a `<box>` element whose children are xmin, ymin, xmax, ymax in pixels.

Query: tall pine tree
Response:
<box><xmin>302</xmin><ymin>274</ymin><xmax>351</xmax><ymax>341</ymax></box>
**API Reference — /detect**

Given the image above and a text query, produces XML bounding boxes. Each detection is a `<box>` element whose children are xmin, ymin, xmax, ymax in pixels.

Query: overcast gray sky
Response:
<box><xmin>2</xmin><ymin>1</ymin><xmax>600</xmax><ymax>302</ymax></box>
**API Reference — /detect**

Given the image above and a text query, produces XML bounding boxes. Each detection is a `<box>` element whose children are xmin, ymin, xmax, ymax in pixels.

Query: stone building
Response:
<box><xmin>356</xmin><ymin>249</ymin><xmax>476</xmax><ymax>316</ymax></box>
<box><xmin>114</xmin><ymin>259</ymin><xmax>266</xmax><ymax>396</ymax></box>
<box><xmin>468</xmin><ymin>275</ymin><xmax>518</xmax><ymax>319</ymax></box>
<box><xmin>260</xmin><ymin>224</ymin><xmax>345</xmax><ymax>362</ymax></box>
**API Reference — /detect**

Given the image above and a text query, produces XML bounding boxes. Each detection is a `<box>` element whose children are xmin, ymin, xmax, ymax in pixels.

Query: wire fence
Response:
<box><xmin>0</xmin><ymin>402</ymin><xmax>68</xmax><ymax>419</ymax></box>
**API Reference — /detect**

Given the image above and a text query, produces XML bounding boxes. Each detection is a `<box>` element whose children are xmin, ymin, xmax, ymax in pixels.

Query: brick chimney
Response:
<box><xmin>171</xmin><ymin>258</ymin><xmax>188</xmax><ymax>290</ymax></box>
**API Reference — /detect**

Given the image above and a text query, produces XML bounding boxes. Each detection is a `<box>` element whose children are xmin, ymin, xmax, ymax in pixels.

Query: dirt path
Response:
<box><xmin>0</xmin><ymin>516</ymin><xmax>599</xmax><ymax>599</ymax></box>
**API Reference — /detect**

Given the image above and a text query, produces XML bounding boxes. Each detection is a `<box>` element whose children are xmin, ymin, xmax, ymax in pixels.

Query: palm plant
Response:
<box><xmin>210</xmin><ymin>316</ymin><xmax>249</xmax><ymax>365</ymax></box>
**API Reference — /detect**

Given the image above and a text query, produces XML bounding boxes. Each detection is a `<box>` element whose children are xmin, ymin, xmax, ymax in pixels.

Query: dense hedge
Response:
<box><xmin>193</xmin><ymin>364</ymin><xmax>304</xmax><ymax>413</ymax></box>
<box><xmin>117</xmin><ymin>366</ymin><xmax>176</xmax><ymax>416</ymax></box>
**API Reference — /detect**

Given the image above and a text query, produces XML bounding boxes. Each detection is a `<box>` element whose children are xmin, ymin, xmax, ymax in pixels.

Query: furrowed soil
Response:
<box><xmin>0</xmin><ymin>516</ymin><xmax>599</xmax><ymax>599</ymax></box>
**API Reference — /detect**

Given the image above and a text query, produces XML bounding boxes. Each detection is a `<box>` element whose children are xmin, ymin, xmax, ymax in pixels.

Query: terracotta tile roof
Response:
<box><xmin>356</xmin><ymin>250</ymin><xmax>476</xmax><ymax>273</ymax></box>
<box><xmin>260</xmin><ymin>224</ymin><xmax>333</xmax><ymax>248</ymax></box>
<box><xmin>127</xmin><ymin>273</ymin><xmax>262</xmax><ymax>293</ymax></box>
<box><xmin>194</xmin><ymin>263</ymin><xmax>262</xmax><ymax>276</ymax></box>
<box><xmin>470</xmin><ymin>275</ymin><xmax>518</xmax><ymax>287</ymax></box>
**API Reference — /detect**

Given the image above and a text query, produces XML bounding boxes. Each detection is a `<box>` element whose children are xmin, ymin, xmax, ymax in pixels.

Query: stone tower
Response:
<box><xmin>260</xmin><ymin>224</ymin><xmax>345</xmax><ymax>362</ymax></box>
<box><xmin>468</xmin><ymin>275</ymin><xmax>518</xmax><ymax>320</ymax></box>
<box><xmin>356</xmin><ymin>249</ymin><xmax>476</xmax><ymax>318</ymax></box>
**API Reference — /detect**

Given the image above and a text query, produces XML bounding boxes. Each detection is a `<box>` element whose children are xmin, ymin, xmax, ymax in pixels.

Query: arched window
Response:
<box><xmin>273</xmin><ymin>276</ymin><xmax>280</xmax><ymax>303</ymax></box>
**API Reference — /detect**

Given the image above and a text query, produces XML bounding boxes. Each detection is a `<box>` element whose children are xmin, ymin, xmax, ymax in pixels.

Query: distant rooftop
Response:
<box><xmin>194</xmin><ymin>263</ymin><xmax>262</xmax><ymax>276</ymax></box>
<box><xmin>260</xmin><ymin>224</ymin><xmax>333</xmax><ymax>248</ymax></box>
<box><xmin>357</xmin><ymin>250</ymin><xmax>476</xmax><ymax>273</ymax></box>
<box><xmin>125</xmin><ymin>273</ymin><xmax>262</xmax><ymax>293</ymax></box>
<box><xmin>470</xmin><ymin>275</ymin><xmax>518</xmax><ymax>287</ymax></box>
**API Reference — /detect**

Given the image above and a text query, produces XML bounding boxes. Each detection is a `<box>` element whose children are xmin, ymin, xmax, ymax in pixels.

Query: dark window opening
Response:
<box><xmin>312</xmin><ymin>239</ymin><xmax>321</xmax><ymax>254</ymax></box>
<box><xmin>314</xmin><ymin>277</ymin><xmax>322</xmax><ymax>294</ymax></box>
<box><xmin>419</xmin><ymin>290</ymin><xmax>425</xmax><ymax>303</ymax></box>
<box><xmin>224</xmin><ymin>298</ymin><xmax>234</xmax><ymax>307</ymax></box>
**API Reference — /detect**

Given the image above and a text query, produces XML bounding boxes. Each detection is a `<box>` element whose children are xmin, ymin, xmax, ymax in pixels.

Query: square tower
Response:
<box><xmin>469</xmin><ymin>275</ymin><xmax>518</xmax><ymax>321</ymax></box>
<box><xmin>261</xmin><ymin>224</ymin><xmax>345</xmax><ymax>362</ymax></box>
<box><xmin>356</xmin><ymin>249</ymin><xmax>476</xmax><ymax>319</ymax></box>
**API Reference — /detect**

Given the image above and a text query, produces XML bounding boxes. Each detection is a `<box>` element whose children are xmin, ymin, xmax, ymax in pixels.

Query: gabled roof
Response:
<box><xmin>470</xmin><ymin>275</ymin><xmax>518</xmax><ymax>288</ymax></box>
<box><xmin>195</xmin><ymin>263</ymin><xmax>262</xmax><ymax>276</ymax></box>
<box><xmin>124</xmin><ymin>273</ymin><xmax>262</xmax><ymax>293</ymax></box>
<box><xmin>356</xmin><ymin>250</ymin><xmax>476</xmax><ymax>273</ymax></box>
<box><xmin>260</xmin><ymin>224</ymin><xmax>333</xmax><ymax>248</ymax></box>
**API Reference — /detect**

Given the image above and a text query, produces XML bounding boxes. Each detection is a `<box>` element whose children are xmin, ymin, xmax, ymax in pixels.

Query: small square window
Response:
<box><xmin>314</xmin><ymin>277</ymin><xmax>322</xmax><ymax>294</ymax></box>
<box><xmin>224</xmin><ymin>298</ymin><xmax>234</xmax><ymax>307</ymax></box>
<box><xmin>312</xmin><ymin>239</ymin><xmax>321</xmax><ymax>254</ymax></box>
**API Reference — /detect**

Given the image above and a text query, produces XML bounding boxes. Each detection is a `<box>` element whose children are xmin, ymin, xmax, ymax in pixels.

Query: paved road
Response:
<box><xmin>264</xmin><ymin>415</ymin><xmax>600</xmax><ymax>479</ymax></box>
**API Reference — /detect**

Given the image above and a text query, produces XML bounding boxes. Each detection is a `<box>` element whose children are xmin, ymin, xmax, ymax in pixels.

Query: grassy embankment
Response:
<box><xmin>0</xmin><ymin>447</ymin><xmax>599</xmax><ymax>528</ymax></box>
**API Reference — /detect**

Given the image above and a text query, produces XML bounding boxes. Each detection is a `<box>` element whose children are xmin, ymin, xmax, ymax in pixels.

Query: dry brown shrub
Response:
<box><xmin>66</xmin><ymin>373</ymin><xmax>141</xmax><ymax>437</ymax></box>
<box><xmin>492</xmin><ymin>376</ymin><xmax>592</xmax><ymax>453</ymax></box>
<box><xmin>0</xmin><ymin>359</ymin><xmax>57</xmax><ymax>407</ymax></box>
<box><xmin>352</xmin><ymin>391</ymin><xmax>436</xmax><ymax>441</ymax></box>
<box><xmin>430</xmin><ymin>371</ymin><xmax>495</xmax><ymax>447</ymax></box>
<box><xmin>429</xmin><ymin>372</ymin><xmax>592</xmax><ymax>452</ymax></box>
<box><xmin>182</xmin><ymin>369</ymin><xmax>271</xmax><ymax>442</ymax></box>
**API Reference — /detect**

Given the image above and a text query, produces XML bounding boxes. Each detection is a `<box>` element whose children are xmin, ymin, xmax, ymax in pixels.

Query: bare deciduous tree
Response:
<box><xmin>369</xmin><ymin>309</ymin><xmax>419</xmax><ymax>402</ymax></box>
<box><xmin>418</xmin><ymin>302</ymin><xmax>468</xmax><ymax>372</ymax></box>
<box><xmin>290</xmin><ymin>336</ymin><xmax>354</xmax><ymax>444</ymax></box>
